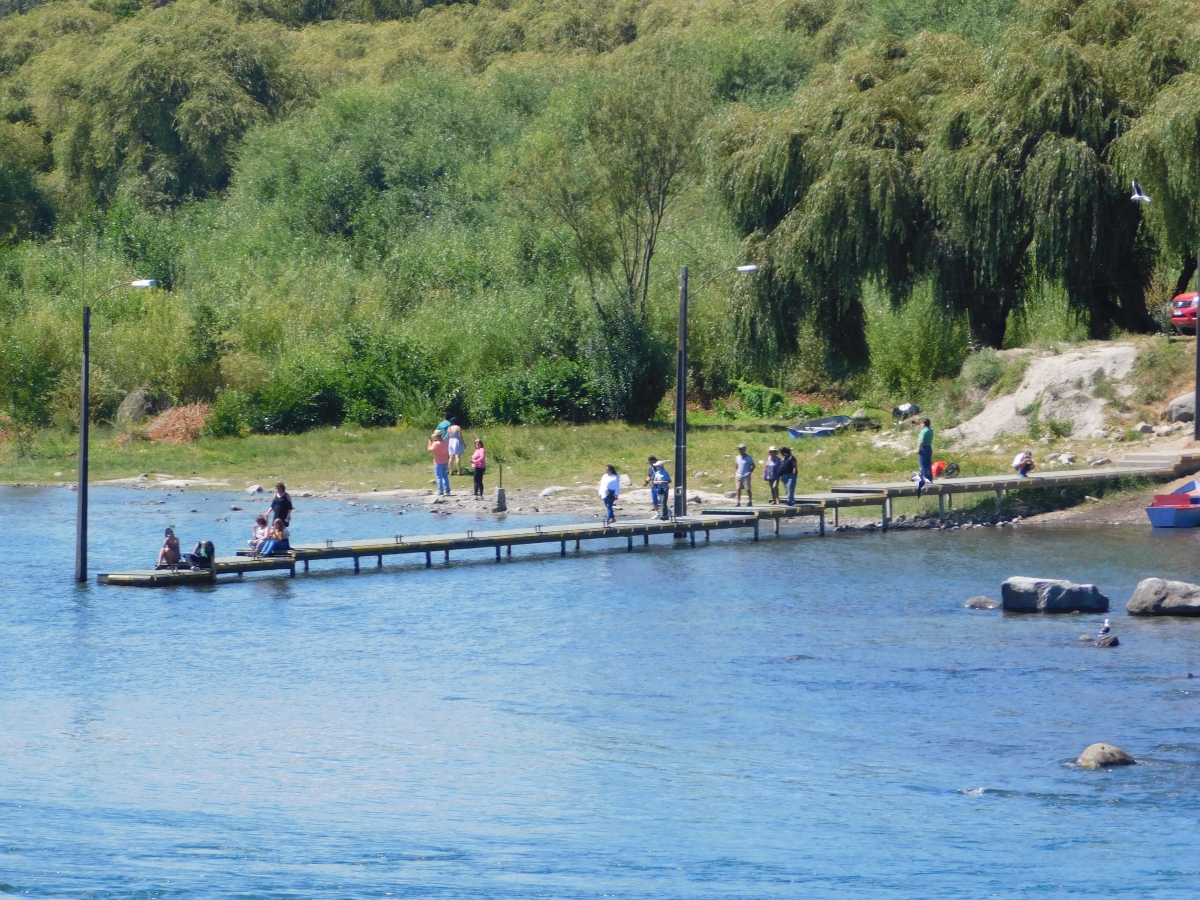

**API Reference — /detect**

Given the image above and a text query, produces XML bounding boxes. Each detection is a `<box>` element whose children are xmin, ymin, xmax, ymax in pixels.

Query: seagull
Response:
<box><xmin>911</xmin><ymin>471</ymin><xmax>931</xmax><ymax>498</ymax></box>
<box><xmin>1131</xmin><ymin>180</ymin><xmax>1152</xmax><ymax>204</ymax></box>
<box><xmin>1098</xmin><ymin>618</ymin><xmax>1111</xmax><ymax>637</ymax></box>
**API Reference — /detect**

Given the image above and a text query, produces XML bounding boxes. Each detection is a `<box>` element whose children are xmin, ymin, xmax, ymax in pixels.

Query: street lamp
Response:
<box><xmin>673</xmin><ymin>264</ymin><xmax>759</xmax><ymax>520</ymax></box>
<box><xmin>1130</xmin><ymin>181</ymin><xmax>1200</xmax><ymax>441</ymax></box>
<box><xmin>76</xmin><ymin>279</ymin><xmax>158</xmax><ymax>583</ymax></box>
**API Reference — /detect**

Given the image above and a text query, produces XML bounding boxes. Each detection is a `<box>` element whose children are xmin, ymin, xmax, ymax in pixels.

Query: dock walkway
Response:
<box><xmin>98</xmin><ymin>448</ymin><xmax>1200</xmax><ymax>587</ymax></box>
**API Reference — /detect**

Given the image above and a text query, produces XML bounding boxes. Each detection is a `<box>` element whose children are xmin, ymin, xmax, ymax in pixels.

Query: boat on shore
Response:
<box><xmin>1146</xmin><ymin>480</ymin><xmax>1200</xmax><ymax>528</ymax></box>
<box><xmin>788</xmin><ymin>415</ymin><xmax>852</xmax><ymax>438</ymax></box>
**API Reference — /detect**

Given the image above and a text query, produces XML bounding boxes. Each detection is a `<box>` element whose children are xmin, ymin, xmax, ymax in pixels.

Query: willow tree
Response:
<box><xmin>513</xmin><ymin>68</ymin><xmax>707</xmax><ymax>419</ymax></box>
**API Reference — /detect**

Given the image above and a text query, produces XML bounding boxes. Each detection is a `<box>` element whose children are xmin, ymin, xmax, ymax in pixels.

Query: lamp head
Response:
<box><xmin>130</xmin><ymin>279</ymin><xmax>157</xmax><ymax>288</ymax></box>
<box><xmin>736</xmin><ymin>265</ymin><xmax>759</xmax><ymax>273</ymax></box>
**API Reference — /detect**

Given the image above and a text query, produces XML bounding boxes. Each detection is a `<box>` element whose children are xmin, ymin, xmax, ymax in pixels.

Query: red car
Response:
<box><xmin>1171</xmin><ymin>291</ymin><xmax>1199</xmax><ymax>333</ymax></box>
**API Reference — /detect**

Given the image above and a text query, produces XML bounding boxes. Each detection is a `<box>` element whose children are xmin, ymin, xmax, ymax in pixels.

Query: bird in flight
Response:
<box><xmin>1131</xmin><ymin>180</ymin><xmax>1152</xmax><ymax>204</ymax></box>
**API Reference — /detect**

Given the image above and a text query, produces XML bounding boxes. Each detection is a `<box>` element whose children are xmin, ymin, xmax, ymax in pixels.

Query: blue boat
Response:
<box><xmin>1146</xmin><ymin>480</ymin><xmax>1200</xmax><ymax>528</ymax></box>
<box><xmin>788</xmin><ymin>415</ymin><xmax>852</xmax><ymax>439</ymax></box>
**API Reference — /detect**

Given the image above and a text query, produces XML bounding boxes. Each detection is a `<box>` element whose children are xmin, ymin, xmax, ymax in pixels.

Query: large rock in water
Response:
<box><xmin>1001</xmin><ymin>577</ymin><xmax>1110</xmax><ymax>613</ymax></box>
<box><xmin>1077</xmin><ymin>743</ymin><xmax>1135</xmax><ymax>768</ymax></box>
<box><xmin>115</xmin><ymin>386</ymin><xmax>171</xmax><ymax>425</ymax></box>
<box><xmin>1168</xmin><ymin>392</ymin><xmax>1195</xmax><ymax>423</ymax></box>
<box><xmin>1127</xmin><ymin>578</ymin><xmax>1200</xmax><ymax>616</ymax></box>
<box><xmin>964</xmin><ymin>595</ymin><xmax>1001</xmax><ymax>609</ymax></box>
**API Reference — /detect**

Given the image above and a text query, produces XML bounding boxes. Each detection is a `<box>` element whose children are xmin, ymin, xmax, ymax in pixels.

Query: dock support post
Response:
<box><xmin>882</xmin><ymin>496</ymin><xmax>890</xmax><ymax>532</ymax></box>
<box><xmin>303</xmin><ymin>559</ymin><xmax>309</xmax><ymax>572</ymax></box>
<box><xmin>353</xmin><ymin>556</ymin><xmax>360</xmax><ymax>573</ymax></box>
<box><xmin>560</xmin><ymin>541</ymin><xmax>566</xmax><ymax>557</ymax></box>
<box><xmin>289</xmin><ymin>564</ymin><xmax>295</xmax><ymax>578</ymax></box>
<box><xmin>689</xmin><ymin>529</ymin><xmax>695</xmax><ymax>547</ymax></box>
<box><xmin>507</xmin><ymin>545</ymin><xmax>512</xmax><ymax>557</ymax></box>
<box><xmin>820</xmin><ymin>509</ymin><xmax>825</xmax><ymax>536</ymax></box>
<box><xmin>425</xmin><ymin>551</ymin><xmax>431</xmax><ymax>568</ymax></box>
<box><xmin>834</xmin><ymin>507</ymin><xmax>839</xmax><ymax>527</ymax></box>
<box><xmin>377</xmin><ymin>555</ymin><xmax>382</xmax><ymax>568</ymax></box>
<box><xmin>754</xmin><ymin>520</ymin><xmax>760</xmax><ymax>542</ymax></box>
<box><xmin>238</xmin><ymin>571</ymin><xmax>244</xmax><ymax>578</ymax></box>
<box><xmin>996</xmin><ymin>489</ymin><xmax>1003</xmax><ymax>516</ymax></box>
<box><xmin>444</xmin><ymin>549</ymin><xmax>450</xmax><ymax>563</ymax></box>
<box><xmin>938</xmin><ymin>493</ymin><xmax>945</xmax><ymax>522</ymax></box>
<box><xmin>643</xmin><ymin>533</ymin><xmax>649</xmax><ymax>546</ymax></box>
<box><xmin>774</xmin><ymin>517</ymin><xmax>780</xmax><ymax>535</ymax></box>
<box><xmin>496</xmin><ymin>546</ymin><xmax>501</xmax><ymax>561</ymax></box>
<box><xmin>575</xmin><ymin>539</ymin><xmax>580</xmax><ymax>551</ymax></box>
<box><xmin>627</xmin><ymin>535</ymin><xmax>633</xmax><ymax>551</ymax></box>
<box><xmin>705</xmin><ymin>529</ymin><xmax>710</xmax><ymax>541</ymax></box>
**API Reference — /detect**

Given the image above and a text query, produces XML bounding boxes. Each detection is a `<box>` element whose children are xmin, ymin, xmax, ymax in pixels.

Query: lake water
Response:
<box><xmin>2</xmin><ymin>484</ymin><xmax>1200</xmax><ymax>897</ymax></box>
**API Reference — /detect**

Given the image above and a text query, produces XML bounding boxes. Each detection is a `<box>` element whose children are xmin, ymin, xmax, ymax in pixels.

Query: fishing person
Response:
<box><xmin>599</xmin><ymin>465</ymin><xmax>620</xmax><ymax>525</ymax></box>
<box><xmin>916</xmin><ymin>418</ymin><xmax>934</xmax><ymax>482</ymax></box>
<box><xmin>735</xmin><ymin>444</ymin><xmax>755</xmax><ymax>507</ymax></box>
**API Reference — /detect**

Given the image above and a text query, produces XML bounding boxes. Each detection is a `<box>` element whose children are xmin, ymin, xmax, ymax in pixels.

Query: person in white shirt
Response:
<box><xmin>735</xmin><ymin>444</ymin><xmax>756</xmax><ymax>507</ymax></box>
<box><xmin>598</xmin><ymin>465</ymin><xmax>621</xmax><ymax>525</ymax></box>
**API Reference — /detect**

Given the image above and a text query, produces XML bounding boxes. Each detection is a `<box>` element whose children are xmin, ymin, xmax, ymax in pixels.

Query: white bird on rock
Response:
<box><xmin>1098</xmin><ymin>618</ymin><xmax>1111</xmax><ymax>637</ymax></box>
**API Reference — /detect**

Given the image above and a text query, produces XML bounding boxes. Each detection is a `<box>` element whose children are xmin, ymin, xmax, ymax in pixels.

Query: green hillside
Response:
<box><xmin>1</xmin><ymin>0</ymin><xmax>1198</xmax><ymax>435</ymax></box>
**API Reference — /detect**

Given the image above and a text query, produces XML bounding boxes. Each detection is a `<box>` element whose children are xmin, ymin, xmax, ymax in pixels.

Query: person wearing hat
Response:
<box><xmin>156</xmin><ymin>526</ymin><xmax>180</xmax><ymax>569</ymax></box>
<box><xmin>645</xmin><ymin>455</ymin><xmax>660</xmax><ymax>511</ymax></box>
<box><xmin>762</xmin><ymin>446</ymin><xmax>782</xmax><ymax>504</ymax></box>
<box><xmin>650</xmin><ymin>460</ymin><xmax>672</xmax><ymax>520</ymax></box>
<box><xmin>734</xmin><ymin>444</ymin><xmax>755</xmax><ymax>507</ymax></box>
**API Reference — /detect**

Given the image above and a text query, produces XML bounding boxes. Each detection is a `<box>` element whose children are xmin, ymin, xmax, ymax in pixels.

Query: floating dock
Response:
<box><xmin>98</xmin><ymin>451</ymin><xmax>1200</xmax><ymax>587</ymax></box>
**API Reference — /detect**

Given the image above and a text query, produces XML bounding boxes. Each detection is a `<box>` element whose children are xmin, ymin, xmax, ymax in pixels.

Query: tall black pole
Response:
<box><xmin>1195</xmin><ymin>246</ymin><xmax>1200</xmax><ymax>442</ymax></box>
<box><xmin>75</xmin><ymin>306</ymin><xmax>90</xmax><ymax>582</ymax></box>
<box><xmin>674</xmin><ymin>266</ymin><xmax>688</xmax><ymax>519</ymax></box>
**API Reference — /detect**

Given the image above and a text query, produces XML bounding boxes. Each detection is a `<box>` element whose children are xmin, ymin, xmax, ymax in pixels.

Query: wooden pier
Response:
<box><xmin>97</xmin><ymin>449</ymin><xmax>1200</xmax><ymax>588</ymax></box>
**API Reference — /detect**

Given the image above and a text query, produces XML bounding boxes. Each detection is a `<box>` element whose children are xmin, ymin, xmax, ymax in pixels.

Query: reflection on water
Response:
<box><xmin>2</xmin><ymin>485</ymin><xmax>1200</xmax><ymax>897</ymax></box>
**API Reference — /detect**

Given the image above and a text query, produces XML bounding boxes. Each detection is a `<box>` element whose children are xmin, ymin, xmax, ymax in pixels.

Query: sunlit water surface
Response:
<box><xmin>2</xmin><ymin>484</ymin><xmax>1200</xmax><ymax>898</ymax></box>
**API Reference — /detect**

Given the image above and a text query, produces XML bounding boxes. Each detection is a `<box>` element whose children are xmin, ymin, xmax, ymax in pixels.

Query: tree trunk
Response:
<box><xmin>1175</xmin><ymin>254</ymin><xmax>1198</xmax><ymax>297</ymax></box>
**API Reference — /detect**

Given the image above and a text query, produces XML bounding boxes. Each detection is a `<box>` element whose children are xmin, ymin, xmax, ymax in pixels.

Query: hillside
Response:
<box><xmin>1</xmin><ymin>0</ymin><xmax>1199</xmax><ymax>437</ymax></box>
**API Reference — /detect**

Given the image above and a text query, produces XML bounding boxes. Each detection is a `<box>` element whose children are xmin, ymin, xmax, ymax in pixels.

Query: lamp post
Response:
<box><xmin>1130</xmin><ymin>181</ymin><xmax>1200</xmax><ymax>441</ymax></box>
<box><xmin>75</xmin><ymin>279</ymin><xmax>158</xmax><ymax>583</ymax></box>
<box><xmin>673</xmin><ymin>264</ymin><xmax>759</xmax><ymax>520</ymax></box>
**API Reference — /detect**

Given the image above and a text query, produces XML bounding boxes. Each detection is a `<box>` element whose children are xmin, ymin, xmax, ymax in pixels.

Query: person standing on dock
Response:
<box><xmin>599</xmin><ymin>465</ymin><xmax>620</xmax><ymax>525</ymax></box>
<box><xmin>763</xmin><ymin>447</ymin><xmax>781</xmax><ymax>505</ymax></box>
<box><xmin>429</xmin><ymin>431</ymin><xmax>451</xmax><ymax>495</ymax></box>
<box><xmin>651</xmin><ymin>460</ymin><xmax>671</xmax><ymax>520</ymax></box>
<box><xmin>471</xmin><ymin>438</ymin><xmax>487</xmax><ymax>497</ymax></box>
<box><xmin>270</xmin><ymin>483</ymin><xmax>293</xmax><ymax>527</ymax></box>
<box><xmin>645</xmin><ymin>456</ymin><xmax>660</xmax><ymax>511</ymax></box>
<box><xmin>735</xmin><ymin>444</ymin><xmax>755</xmax><ymax>507</ymax></box>
<box><xmin>917</xmin><ymin>419</ymin><xmax>934</xmax><ymax>482</ymax></box>
<box><xmin>779</xmin><ymin>447</ymin><xmax>797</xmax><ymax>506</ymax></box>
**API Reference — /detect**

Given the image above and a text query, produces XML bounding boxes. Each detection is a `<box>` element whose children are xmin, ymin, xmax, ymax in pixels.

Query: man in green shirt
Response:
<box><xmin>917</xmin><ymin>418</ymin><xmax>933</xmax><ymax>481</ymax></box>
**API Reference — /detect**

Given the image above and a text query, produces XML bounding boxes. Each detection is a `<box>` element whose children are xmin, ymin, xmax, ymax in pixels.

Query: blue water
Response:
<box><xmin>2</xmin><ymin>484</ymin><xmax>1200</xmax><ymax>897</ymax></box>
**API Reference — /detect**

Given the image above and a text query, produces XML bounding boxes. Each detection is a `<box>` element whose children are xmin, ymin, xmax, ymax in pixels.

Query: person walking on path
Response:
<box><xmin>651</xmin><ymin>460</ymin><xmax>672</xmax><ymax>520</ymax></box>
<box><xmin>779</xmin><ymin>447</ymin><xmax>798</xmax><ymax>506</ymax></box>
<box><xmin>599</xmin><ymin>465</ymin><xmax>620</xmax><ymax>525</ymax></box>
<box><xmin>917</xmin><ymin>418</ymin><xmax>934</xmax><ymax>482</ymax></box>
<box><xmin>763</xmin><ymin>446</ymin><xmax>781</xmax><ymax>504</ymax></box>
<box><xmin>270</xmin><ymin>482</ymin><xmax>293</xmax><ymax>527</ymax></box>
<box><xmin>735</xmin><ymin>444</ymin><xmax>755</xmax><ymax>507</ymax></box>
<box><xmin>471</xmin><ymin>438</ymin><xmax>487</xmax><ymax>497</ymax></box>
<box><xmin>428</xmin><ymin>431</ymin><xmax>451</xmax><ymax>495</ymax></box>
<box><xmin>446</xmin><ymin>418</ymin><xmax>465</xmax><ymax>475</ymax></box>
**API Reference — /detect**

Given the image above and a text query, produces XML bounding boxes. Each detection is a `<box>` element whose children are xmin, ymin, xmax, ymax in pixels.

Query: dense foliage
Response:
<box><xmin>1</xmin><ymin>0</ymin><xmax>1199</xmax><ymax>432</ymax></box>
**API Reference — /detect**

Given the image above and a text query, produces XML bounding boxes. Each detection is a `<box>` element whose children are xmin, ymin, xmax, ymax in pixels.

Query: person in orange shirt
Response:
<box><xmin>429</xmin><ymin>431</ymin><xmax>451</xmax><ymax>495</ymax></box>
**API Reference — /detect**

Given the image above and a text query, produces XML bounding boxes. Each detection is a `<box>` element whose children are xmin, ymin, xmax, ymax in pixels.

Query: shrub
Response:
<box><xmin>204</xmin><ymin>389</ymin><xmax>253</xmax><ymax>438</ymax></box>
<box><xmin>960</xmin><ymin>349</ymin><xmax>1005</xmax><ymax>390</ymax></box>
<box><xmin>733</xmin><ymin>380</ymin><xmax>787</xmax><ymax>418</ymax></box>
<box><xmin>989</xmin><ymin>356</ymin><xmax>1029</xmax><ymax>396</ymax></box>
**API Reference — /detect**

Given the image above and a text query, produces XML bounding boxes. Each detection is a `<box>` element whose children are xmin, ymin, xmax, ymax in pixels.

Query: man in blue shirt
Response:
<box><xmin>735</xmin><ymin>444</ymin><xmax>755</xmax><ymax>507</ymax></box>
<box><xmin>651</xmin><ymin>461</ymin><xmax>672</xmax><ymax>520</ymax></box>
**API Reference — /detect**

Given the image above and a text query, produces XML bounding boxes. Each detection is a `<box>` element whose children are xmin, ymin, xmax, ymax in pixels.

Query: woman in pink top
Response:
<box><xmin>428</xmin><ymin>432</ymin><xmax>451</xmax><ymax>495</ymax></box>
<box><xmin>471</xmin><ymin>438</ymin><xmax>487</xmax><ymax>497</ymax></box>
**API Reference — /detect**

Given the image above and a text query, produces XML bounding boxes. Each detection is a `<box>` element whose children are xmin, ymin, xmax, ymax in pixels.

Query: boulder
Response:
<box><xmin>1134</xmin><ymin>421</ymin><xmax>1153</xmax><ymax>434</ymax></box>
<box><xmin>1077</xmin><ymin>743</ymin><xmax>1135</xmax><ymax>769</ymax></box>
<box><xmin>619</xmin><ymin>474</ymin><xmax>632</xmax><ymax>487</ymax></box>
<box><xmin>539</xmin><ymin>486</ymin><xmax>568</xmax><ymax>498</ymax></box>
<box><xmin>964</xmin><ymin>595</ymin><xmax>1001</xmax><ymax>610</ymax></box>
<box><xmin>1001</xmin><ymin>577</ymin><xmax>1110</xmax><ymax>613</ymax></box>
<box><xmin>1091</xmin><ymin>428</ymin><xmax>1109</xmax><ymax>439</ymax></box>
<box><xmin>115</xmin><ymin>386</ymin><xmax>171</xmax><ymax>425</ymax></box>
<box><xmin>1127</xmin><ymin>577</ymin><xmax>1200</xmax><ymax>617</ymax></box>
<box><xmin>1088</xmin><ymin>457</ymin><xmax>1112</xmax><ymax>467</ymax></box>
<box><xmin>246</xmin><ymin>485</ymin><xmax>263</xmax><ymax>494</ymax></box>
<box><xmin>1094</xmin><ymin>634</ymin><xmax>1120</xmax><ymax>647</ymax></box>
<box><xmin>1168</xmin><ymin>392</ymin><xmax>1195</xmax><ymax>423</ymax></box>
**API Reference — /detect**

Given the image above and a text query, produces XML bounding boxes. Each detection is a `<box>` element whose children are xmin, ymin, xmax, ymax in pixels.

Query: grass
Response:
<box><xmin>0</xmin><ymin>420</ymin><xmax>1100</xmax><ymax>509</ymax></box>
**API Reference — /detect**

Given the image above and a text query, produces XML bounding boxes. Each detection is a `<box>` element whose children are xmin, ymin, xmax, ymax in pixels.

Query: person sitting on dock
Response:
<box><xmin>156</xmin><ymin>527</ymin><xmax>181</xmax><ymax>569</ymax></box>
<box><xmin>599</xmin><ymin>465</ymin><xmax>620</xmax><ymax>525</ymax></box>
<box><xmin>763</xmin><ymin>447</ymin><xmax>781</xmax><ymax>505</ymax></box>
<box><xmin>248</xmin><ymin>514</ymin><xmax>269</xmax><ymax>551</ymax></box>
<box><xmin>1012</xmin><ymin>450</ymin><xmax>1035</xmax><ymax>477</ymax></box>
<box><xmin>779</xmin><ymin>447</ymin><xmax>797</xmax><ymax>506</ymax></box>
<box><xmin>270</xmin><ymin>483</ymin><xmax>293</xmax><ymax>526</ymax></box>
<box><xmin>257</xmin><ymin>518</ymin><xmax>291</xmax><ymax>556</ymax></box>
<box><xmin>429</xmin><ymin>431</ymin><xmax>451</xmax><ymax>495</ymax></box>
<box><xmin>185</xmin><ymin>540</ymin><xmax>215</xmax><ymax>570</ymax></box>
<box><xmin>651</xmin><ymin>460</ymin><xmax>671</xmax><ymax>520</ymax></box>
<box><xmin>735</xmin><ymin>444</ymin><xmax>755</xmax><ymax>507</ymax></box>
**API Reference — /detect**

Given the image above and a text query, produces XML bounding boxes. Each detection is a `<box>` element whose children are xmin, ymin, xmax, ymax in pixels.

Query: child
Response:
<box><xmin>248</xmin><ymin>514</ymin><xmax>269</xmax><ymax>551</ymax></box>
